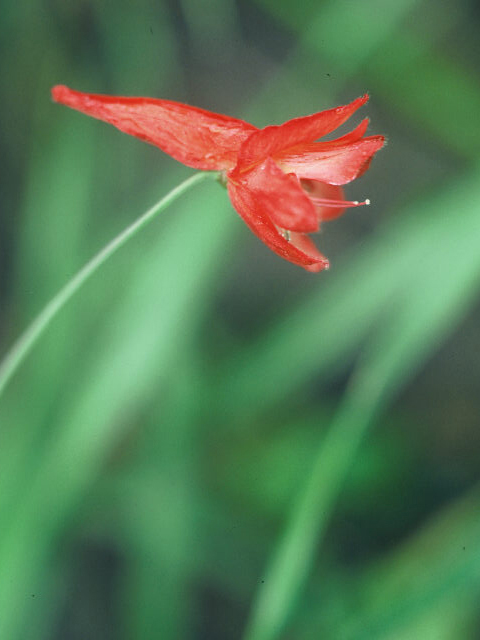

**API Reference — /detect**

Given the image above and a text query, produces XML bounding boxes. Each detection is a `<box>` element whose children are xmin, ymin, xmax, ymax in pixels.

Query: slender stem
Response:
<box><xmin>0</xmin><ymin>171</ymin><xmax>215</xmax><ymax>398</ymax></box>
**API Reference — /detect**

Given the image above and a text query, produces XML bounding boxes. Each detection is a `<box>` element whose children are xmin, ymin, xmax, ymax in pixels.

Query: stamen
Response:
<box><xmin>308</xmin><ymin>196</ymin><xmax>371</xmax><ymax>208</ymax></box>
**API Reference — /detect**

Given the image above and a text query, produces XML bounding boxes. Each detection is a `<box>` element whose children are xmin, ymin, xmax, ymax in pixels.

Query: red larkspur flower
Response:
<box><xmin>51</xmin><ymin>85</ymin><xmax>384</xmax><ymax>272</ymax></box>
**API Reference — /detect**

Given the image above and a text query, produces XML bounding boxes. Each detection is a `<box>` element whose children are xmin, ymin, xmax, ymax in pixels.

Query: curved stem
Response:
<box><xmin>0</xmin><ymin>171</ymin><xmax>216</xmax><ymax>398</ymax></box>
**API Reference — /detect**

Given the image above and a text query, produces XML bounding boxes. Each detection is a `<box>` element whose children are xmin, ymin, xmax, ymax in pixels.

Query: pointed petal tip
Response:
<box><xmin>306</xmin><ymin>258</ymin><xmax>330</xmax><ymax>273</ymax></box>
<box><xmin>349</xmin><ymin>93</ymin><xmax>369</xmax><ymax>109</ymax></box>
<box><xmin>51</xmin><ymin>85</ymin><xmax>68</xmax><ymax>102</ymax></box>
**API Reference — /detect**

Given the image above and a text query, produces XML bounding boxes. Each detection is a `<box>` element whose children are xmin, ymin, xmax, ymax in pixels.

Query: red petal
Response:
<box><xmin>288</xmin><ymin>233</ymin><xmax>330</xmax><ymax>273</ymax></box>
<box><xmin>51</xmin><ymin>85</ymin><xmax>256</xmax><ymax>171</ymax></box>
<box><xmin>278</xmin><ymin>135</ymin><xmax>385</xmax><ymax>185</ymax></box>
<box><xmin>301</xmin><ymin>180</ymin><xmax>347</xmax><ymax>222</ymax></box>
<box><xmin>227</xmin><ymin>169</ymin><xmax>329</xmax><ymax>272</ymax></box>
<box><xmin>229</xmin><ymin>158</ymin><xmax>319</xmax><ymax>233</ymax></box>
<box><xmin>235</xmin><ymin>94</ymin><xmax>369</xmax><ymax>169</ymax></box>
<box><xmin>325</xmin><ymin>118</ymin><xmax>370</xmax><ymax>147</ymax></box>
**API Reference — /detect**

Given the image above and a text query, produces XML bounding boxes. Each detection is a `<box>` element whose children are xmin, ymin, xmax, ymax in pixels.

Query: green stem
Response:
<box><xmin>0</xmin><ymin>171</ymin><xmax>215</xmax><ymax>398</ymax></box>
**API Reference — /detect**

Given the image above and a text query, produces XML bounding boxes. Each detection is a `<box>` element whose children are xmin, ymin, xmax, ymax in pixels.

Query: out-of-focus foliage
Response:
<box><xmin>1</xmin><ymin>1</ymin><xmax>479</xmax><ymax>639</ymax></box>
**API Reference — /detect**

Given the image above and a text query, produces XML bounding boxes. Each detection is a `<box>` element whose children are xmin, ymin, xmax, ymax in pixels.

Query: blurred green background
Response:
<box><xmin>1</xmin><ymin>1</ymin><xmax>480</xmax><ymax>639</ymax></box>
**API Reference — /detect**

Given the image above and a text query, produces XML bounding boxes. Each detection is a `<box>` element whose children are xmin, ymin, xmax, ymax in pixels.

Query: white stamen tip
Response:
<box><xmin>365</xmin><ymin>198</ymin><xmax>371</xmax><ymax>205</ymax></box>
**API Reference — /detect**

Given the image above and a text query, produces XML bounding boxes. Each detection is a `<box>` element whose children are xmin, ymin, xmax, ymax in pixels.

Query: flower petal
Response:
<box><xmin>235</xmin><ymin>94</ymin><xmax>369</xmax><ymax>170</ymax></box>
<box><xmin>227</xmin><ymin>168</ymin><xmax>328</xmax><ymax>272</ymax></box>
<box><xmin>278</xmin><ymin>135</ymin><xmax>385</xmax><ymax>185</ymax></box>
<box><xmin>325</xmin><ymin>118</ymin><xmax>370</xmax><ymax>147</ymax></box>
<box><xmin>51</xmin><ymin>85</ymin><xmax>256</xmax><ymax>171</ymax></box>
<box><xmin>288</xmin><ymin>233</ymin><xmax>330</xmax><ymax>273</ymax></box>
<box><xmin>229</xmin><ymin>158</ymin><xmax>319</xmax><ymax>233</ymax></box>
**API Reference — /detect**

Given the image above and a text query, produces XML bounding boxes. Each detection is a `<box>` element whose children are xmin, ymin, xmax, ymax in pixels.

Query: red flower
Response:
<box><xmin>51</xmin><ymin>85</ymin><xmax>384</xmax><ymax>272</ymax></box>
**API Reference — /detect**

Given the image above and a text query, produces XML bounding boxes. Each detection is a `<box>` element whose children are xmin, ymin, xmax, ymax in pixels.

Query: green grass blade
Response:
<box><xmin>242</xmin><ymin>167</ymin><xmax>480</xmax><ymax>640</ymax></box>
